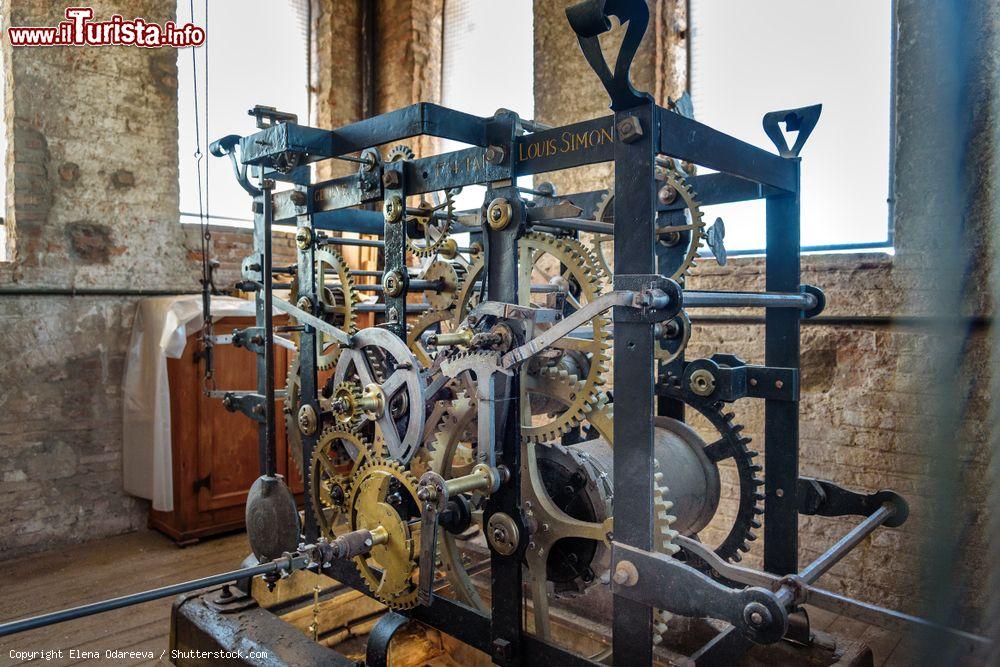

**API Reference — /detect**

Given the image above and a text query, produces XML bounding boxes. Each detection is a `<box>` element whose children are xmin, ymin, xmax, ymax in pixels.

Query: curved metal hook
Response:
<box><xmin>209</xmin><ymin>133</ymin><xmax>262</xmax><ymax>197</ymax></box>
<box><xmin>566</xmin><ymin>0</ymin><xmax>653</xmax><ymax>111</ymax></box>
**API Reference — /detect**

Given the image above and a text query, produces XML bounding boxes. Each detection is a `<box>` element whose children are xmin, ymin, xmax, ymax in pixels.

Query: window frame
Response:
<box><xmin>687</xmin><ymin>0</ymin><xmax>897</xmax><ymax>257</ymax></box>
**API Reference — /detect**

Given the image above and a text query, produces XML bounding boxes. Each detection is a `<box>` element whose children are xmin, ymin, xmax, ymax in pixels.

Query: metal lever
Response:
<box><xmin>209</xmin><ymin>133</ymin><xmax>261</xmax><ymax>197</ymax></box>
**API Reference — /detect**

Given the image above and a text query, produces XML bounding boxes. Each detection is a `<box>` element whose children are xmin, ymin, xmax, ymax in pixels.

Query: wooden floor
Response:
<box><xmin>0</xmin><ymin>529</ymin><xmax>916</xmax><ymax>666</ymax></box>
<box><xmin>0</xmin><ymin>530</ymin><xmax>248</xmax><ymax>667</ymax></box>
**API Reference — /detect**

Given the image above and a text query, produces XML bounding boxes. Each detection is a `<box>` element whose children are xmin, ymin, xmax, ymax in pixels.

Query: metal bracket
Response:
<box><xmin>611</xmin><ymin>541</ymin><xmax>789</xmax><ymax>645</ymax></box>
<box><xmin>232</xmin><ymin>327</ymin><xmax>266</xmax><ymax>354</ymax></box>
<box><xmin>658</xmin><ymin>355</ymin><xmax>799</xmax><ymax>403</ymax></box>
<box><xmin>221</xmin><ymin>391</ymin><xmax>267</xmax><ymax>423</ymax></box>
<box><xmin>565</xmin><ymin>0</ymin><xmax>654</xmax><ymax>111</ymax></box>
<box><xmin>798</xmin><ymin>477</ymin><xmax>909</xmax><ymax>528</ymax></box>
<box><xmin>762</xmin><ymin>105</ymin><xmax>822</xmax><ymax>158</ymax></box>
<box><xmin>612</xmin><ymin>274</ymin><xmax>683</xmax><ymax>323</ymax></box>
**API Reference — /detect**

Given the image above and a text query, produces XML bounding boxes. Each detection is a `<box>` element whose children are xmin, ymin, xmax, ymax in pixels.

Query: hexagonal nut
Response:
<box><xmin>616</xmin><ymin>115</ymin><xmax>643</xmax><ymax>143</ymax></box>
<box><xmin>295</xmin><ymin>227</ymin><xmax>312</xmax><ymax>250</ymax></box>
<box><xmin>382</xmin><ymin>170</ymin><xmax>401</xmax><ymax>190</ymax></box>
<box><xmin>484</xmin><ymin>144</ymin><xmax>506</xmax><ymax>165</ymax></box>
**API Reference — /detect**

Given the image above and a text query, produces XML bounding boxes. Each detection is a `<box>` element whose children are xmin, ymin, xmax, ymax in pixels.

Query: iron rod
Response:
<box><xmin>357</xmin><ymin>303</ymin><xmax>431</xmax><ymax>313</ymax></box>
<box><xmin>798</xmin><ymin>502</ymin><xmax>897</xmax><ymax>585</ymax></box>
<box><xmin>319</xmin><ymin>236</ymin><xmax>475</xmax><ymax>253</ymax></box>
<box><xmin>0</xmin><ymin>555</ymin><xmax>306</xmax><ymax>638</ymax></box>
<box><xmin>683</xmin><ymin>290</ymin><xmax>816</xmax><ymax>311</ymax></box>
<box><xmin>261</xmin><ymin>182</ymin><xmax>277</xmax><ymax>478</ymax></box>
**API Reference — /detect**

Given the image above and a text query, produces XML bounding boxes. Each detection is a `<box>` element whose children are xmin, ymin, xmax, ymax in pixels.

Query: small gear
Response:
<box><xmin>290</xmin><ymin>247</ymin><xmax>359</xmax><ymax>371</ymax></box>
<box><xmin>310</xmin><ymin>428</ymin><xmax>367</xmax><ymax>540</ymax></box>
<box><xmin>592</xmin><ymin>164</ymin><xmax>706</xmax><ymax>282</ymax></box>
<box><xmin>346</xmin><ymin>458</ymin><xmax>423</xmax><ymax>608</ymax></box>
<box><xmin>421</xmin><ymin>260</ymin><xmax>464</xmax><ymax>311</ymax></box>
<box><xmin>406</xmin><ymin>193</ymin><xmax>455</xmax><ymax>258</ymax></box>
<box><xmin>330</xmin><ymin>380</ymin><xmax>364</xmax><ymax>431</ymax></box>
<box><xmin>386</xmin><ymin>144</ymin><xmax>415</xmax><ymax>162</ymax></box>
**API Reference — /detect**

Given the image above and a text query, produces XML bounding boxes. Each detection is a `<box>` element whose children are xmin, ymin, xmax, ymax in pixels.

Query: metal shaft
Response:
<box><xmin>319</xmin><ymin>236</ymin><xmax>475</xmax><ymax>253</ymax></box>
<box><xmin>356</xmin><ymin>303</ymin><xmax>431</xmax><ymax>313</ymax></box>
<box><xmin>683</xmin><ymin>290</ymin><xmax>817</xmax><ymax>311</ymax></box>
<box><xmin>799</xmin><ymin>502</ymin><xmax>897</xmax><ymax>585</ymax></box>
<box><xmin>261</xmin><ymin>182</ymin><xmax>277</xmax><ymax>477</ymax></box>
<box><xmin>0</xmin><ymin>555</ymin><xmax>306</xmax><ymax>638</ymax></box>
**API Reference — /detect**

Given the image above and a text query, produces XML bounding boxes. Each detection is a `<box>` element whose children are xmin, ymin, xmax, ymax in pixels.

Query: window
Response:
<box><xmin>690</xmin><ymin>0</ymin><xmax>893</xmax><ymax>254</ymax></box>
<box><xmin>441</xmin><ymin>0</ymin><xmax>534</xmax><ymax>211</ymax></box>
<box><xmin>177</xmin><ymin>0</ymin><xmax>309</xmax><ymax>228</ymax></box>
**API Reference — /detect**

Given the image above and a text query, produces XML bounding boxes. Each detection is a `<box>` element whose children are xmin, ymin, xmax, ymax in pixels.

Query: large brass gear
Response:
<box><xmin>591</xmin><ymin>164</ymin><xmax>706</xmax><ymax>282</ymax></box>
<box><xmin>421</xmin><ymin>259</ymin><xmax>465</xmax><ymax>311</ymax></box>
<box><xmin>406</xmin><ymin>308</ymin><xmax>452</xmax><ymax>368</ymax></box>
<box><xmin>346</xmin><ymin>457</ymin><xmax>423</xmax><ymax>609</ymax></box>
<box><xmin>518</xmin><ymin>232</ymin><xmax>611</xmax><ymax>444</ymax></box>
<box><xmin>310</xmin><ymin>428</ymin><xmax>367</xmax><ymax>540</ymax></box>
<box><xmin>290</xmin><ymin>246</ymin><xmax>359</xmax><ymax>371</ymax></box>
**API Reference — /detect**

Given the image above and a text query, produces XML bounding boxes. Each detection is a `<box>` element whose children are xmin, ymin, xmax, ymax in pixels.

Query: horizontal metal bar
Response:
<box><xmin>0</xmin><ymin>287</ymin><xmax>201</xmax><ymax>297</ymax></box>
<box><xmin>683</xmin><ymin>290</ymin><xmax>816</xmax><ymax>310</ymax></box>
<box><xmin>0</xmin><ymin>554</ymin><xmax>307</xmax><ymax>638</ymax></box>
<box><xmin>658</xmin><ymin>108</ymin><xmax>797</xmax><ymax>192</ymax></box>
<box><xmin>312</xmin><ymin>208</ymin><xmax>384</xmax><ymax>234</ymax></box>
<box><xmin>318</xmin><ymin>236</ymin><xmax>475</xmax><ymax>253</ymax></box>
<box><xmin>515</xmin><ymin>116</ymin><xmax>615</xmax><ymax>176</ymax></box>
<box><xmin>658</xmin><ymin>172</ymin><xmax>779</xmax><ymax>211</ymax></box>
<box><xmin>356</xmin><ymin>303</ymin><xmax>431</xmax><ymax>313</ymax></box>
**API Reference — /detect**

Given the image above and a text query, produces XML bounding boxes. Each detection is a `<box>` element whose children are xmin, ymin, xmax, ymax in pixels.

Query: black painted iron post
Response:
<box><xmin>611</xmin><ymin>102</ymin><xmax>658</xmax><ymax>664</ymax></box>
<box><xmin>255</xmin><ymin>177</ymin><xmax>278</xmax><ymax>478</ymax></box>
<box><xmin>382</xmin><ymin>161</ymin><xmax>408</xmax><ymax>339</ymax></box>
<box><xmin>296</xmin><ymin>182</ymin><xmax>320</xmax><ymax>542</ymax></box>
<box><xmin>482</xmin><ymin>114</ymin><xmax>525</xmax><ymax>667</ymax></box>
<box><xmin>762</xmin><ymin>161</ymin><xmax>802</xmax><ymax>575</ymax></box>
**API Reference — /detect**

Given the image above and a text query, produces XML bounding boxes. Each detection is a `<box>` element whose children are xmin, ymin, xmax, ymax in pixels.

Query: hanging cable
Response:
<box><xmin>190</xmin><ymin>0</ymin><xmax>214</xmax><ymax>389</ymax></box>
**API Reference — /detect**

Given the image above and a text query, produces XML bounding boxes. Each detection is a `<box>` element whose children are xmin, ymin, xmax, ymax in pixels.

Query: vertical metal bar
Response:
<box><xmin>382</xmin><ymin>164</ymin><xmax>407</xmax><ymax>339</ymax></box>
<box><xmin>253</xmin><ymin>178</ymin><xmax>277</xmax><ymax>477</ymax></box>
<box><xmin>612</xmin><ymin>103</ymin><xmax>657</xmax><ymax>664</ymax></box>
<box><xmin>297</xmin><ymin>183</ymin><xmax>320</xmax><ymax>542</ymax></box>
<box><xmin>763</xmin><ymin>162</ymin><xmax>801</xmax><ymax>575</ymax></box>
<box><xmin>484</xmin><ymin>114</ymin><xmax>523</xmax><ymax>666</ymax></box>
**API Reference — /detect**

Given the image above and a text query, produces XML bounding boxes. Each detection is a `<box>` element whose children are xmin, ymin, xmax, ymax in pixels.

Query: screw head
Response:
<box><xmin>486</xmin><ymin>197</ymin><xmax>512</xmax><ymax>230</ymax></box>
<box><xmin>383</xmin><ymin>195</ymin><xmax>403</xmax><ymax>222</ymax></box>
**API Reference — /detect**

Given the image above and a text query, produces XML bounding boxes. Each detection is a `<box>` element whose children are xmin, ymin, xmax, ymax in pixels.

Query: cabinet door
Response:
<box><xmin>195</xmin><ymin>317</ymin><xmax>289</xmax><ymax>513</ymax></box>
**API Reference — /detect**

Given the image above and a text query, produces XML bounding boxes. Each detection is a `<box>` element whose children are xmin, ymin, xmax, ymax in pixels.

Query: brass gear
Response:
<box><xmin>592</xmin><ymin>165</ymin><xmax>706</xmax><ymax>282</ymax></box>
<box><xmin>346</xmin><ymin>458</ymin><xmax>423</xmax><ymax>609</ymax></box>
<box><xmin>310</xmin><ymin>428</ymin><xmax>367</xmax><ymax>539</ymax></box>
<box><xmin>330</xmin><ymin>380</ymin><xmax>364</xmax><ymax>431</ymax></box>
<box><xmin>406</xmin><ymin>193</ymin><xmax>455</xmax><ymax>258</ymax></box>
<box><xmin>519</xmin><ymin>232</ymin><xmax>611</xmax><ymax>444</ymax></box>
<box><xmin>290</xmin><ymin>247</ymin><xmax>359</xmax><ymax>371</ymax></box>
<box><xmin>386</xmin><ymin>144</ymin><xmax>415</xmax><ymax>162</ymax></box>
<box><xmin>451</xmin><ymin>254</ymin><xmax>484</xmax><ymax>329</ymax></box>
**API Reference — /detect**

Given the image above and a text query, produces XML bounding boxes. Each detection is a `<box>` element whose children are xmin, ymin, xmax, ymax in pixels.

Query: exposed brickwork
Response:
<box><xmin>0</xmin><ymin>1</ymin><xmax>200</xmax><ymax>557</ymax></box>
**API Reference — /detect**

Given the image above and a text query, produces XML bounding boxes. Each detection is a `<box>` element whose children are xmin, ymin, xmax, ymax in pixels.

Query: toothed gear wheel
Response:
<box><xmin>592</xmin><ymin>164</ymin><xmax>706</xmax><ymax>282</ymax></box>
<box><xmin>330</xmin><ymin>380</ymin><xmax>365</xmax><ymax>431</ymax></box>
<box><xmin>406</xmin><ymin>192</ymin><xmax>455</xmax><ymax>258</ymax></box>
<box><xmin>346</xmin><ymin>458</ymin><xmax>423</xmax><ymax>609</ymax></box>
<box><xmin>310</xmin><ymin>428</ymin><xmax>367</xmax><ymax>540</ymax></box>
<box><xmin>290</xmin><ymin>247</ymin><xmax>360</xmax><ymax>371</ymax></box>
<box><xmin>519</xmin><ymin>232</ymin><xmax>610</xmax><ymax>444</ymax></box>
<box><xmin>406</xmin><ymin>308</ymin><xmax>452</xmax><ymax>367</ymax></box>
<box><xmin>689</xmin><ymin>402</ymin><xmax>764</xmax><ymax>563</ymax></box>
<box><xmin>452</xmin><ymin>254</ymin><xmax>484</xmax><ymax>329</ymax></box>
<box><xmin>386</xmin><ymin>144</ymin><xmax>416</xmax><ymax>162</ymax></box>
<box><xmin>421</xmin><ymin>260</ymin><xmax>464</xmax><ymax>311</ymax></box>
<box><xmin>284</xmin><ymin>351</ymin><xmax>334</xmax><ymax>476</ymax></box>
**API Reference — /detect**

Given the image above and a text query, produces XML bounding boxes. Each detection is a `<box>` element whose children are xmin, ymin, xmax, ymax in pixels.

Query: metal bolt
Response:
<box><xmin>486</xmin><ymin>197</ymin><xmax>513</xmax><ymax>230</ymax></box>
<box><xmin>658</xmin><ymin>185</ymin><xmax>678</xmax><ymax>205</ymax></box>
<box><xmin>617</xmin><ymin>116</ymin><xmax>643</xmax><ymax>143</ymax></box>
<box><xmin>484</xmin><ymin>144</ymin><xmax>506</xmax><ymax>165</ymax></box>
<box><xmin>750</xmin><ymin>377</ymin><xmax>758</xmax><ymax>387</ymax></box>
<box><xmin>612</xmin><ymin>560</ymin><xmax>639</xmax><ymax>587</ymax></box>
<box><xmin>749</xmin><ymin>611</ymin><xmax>764</xmax><ymax>626</ymax></box>
<box><xmin>776</xmin><ymin>488</ymin><xmax>785</xmax><ymax>498</ymax></box>
<box><xmin>775</xmin><ymin>379</ymin><xmax>784</xmax><ymax>389</ymax></box>
<box><xmin>383</xmin><ymin>195</ymin><xmax>403</xmax><ymax>223</ymax></box>
<box><xmin>689</xmin><ymin>368</ymin><xmax>716</xmax><ymax>397</ymax></box>
<box><xmin>382</xmin><ymin>169</ymin><xmax>401</xmax><ymax>190</ymax></box>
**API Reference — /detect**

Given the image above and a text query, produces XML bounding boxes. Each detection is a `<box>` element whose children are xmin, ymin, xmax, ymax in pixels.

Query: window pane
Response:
<box><xmin>441</xmin><ymin>0</ymin><xmax>533</xmax><ymax>212</ymax></box>
<box><xmin>177</xmin><ymin>0</ymin><xmax>309</xmax><ymax>228</ymax></box>
<box><xmin>690</xmin><ymin>0</ymin><xmax>891</xmax><ymax>252</ymax></box>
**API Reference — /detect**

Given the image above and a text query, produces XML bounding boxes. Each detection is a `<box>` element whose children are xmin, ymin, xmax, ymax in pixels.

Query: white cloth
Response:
<box><xmin>122</xmin><ymin>295</ymin><xmax>260</xmax><ymax>511</ymax></box>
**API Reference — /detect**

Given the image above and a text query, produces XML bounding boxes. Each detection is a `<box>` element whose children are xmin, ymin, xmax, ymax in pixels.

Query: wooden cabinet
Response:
<box><xmin>149</xmin><ymin>317</ymin><xmax>303</xmax><ymax>545</ymax></box>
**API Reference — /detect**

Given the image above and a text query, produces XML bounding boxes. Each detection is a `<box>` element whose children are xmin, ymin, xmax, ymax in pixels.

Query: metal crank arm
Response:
<box><xmin>798</xmin><ymin>477</ymin><xmax>909</xmax><ymax>527</ymax></box>
<box><xmin>675</xmin><ymin>536</ymin><xmax>992</xmax><ymax>656</ymax></box>
<box><xmin>611</xmin><ymin>542</ymin><xmax>788</xmax><ymax>644</ymax></box>
<box><xmin>270</xmin><ymin>293</ymin><xmax>353</xmax><ymax>346</ymax></box>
